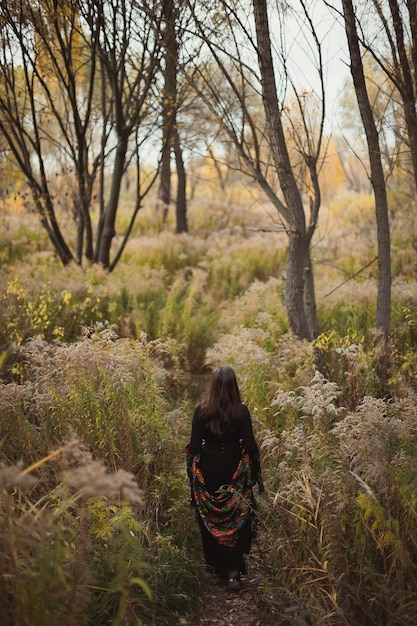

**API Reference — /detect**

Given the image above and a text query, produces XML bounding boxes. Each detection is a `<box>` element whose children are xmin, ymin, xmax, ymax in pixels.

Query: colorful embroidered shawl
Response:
<box><xmin>186</xmin><ymin>447</ymin><xmax>253</xmax><ymax>548</ymax></box>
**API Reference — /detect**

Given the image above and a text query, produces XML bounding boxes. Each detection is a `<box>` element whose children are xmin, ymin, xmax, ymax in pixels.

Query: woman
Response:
<box><xmin>186</xmin><ymin>365</ymin><xmax>262</xmax><ymax>591</ymax></box>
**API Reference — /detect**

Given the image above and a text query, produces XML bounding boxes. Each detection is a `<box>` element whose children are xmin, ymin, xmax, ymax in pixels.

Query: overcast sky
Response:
<box><xmin>277</xmin><ymin>0</ymin><xmax>350</xmax><ymax>131</ymax></box>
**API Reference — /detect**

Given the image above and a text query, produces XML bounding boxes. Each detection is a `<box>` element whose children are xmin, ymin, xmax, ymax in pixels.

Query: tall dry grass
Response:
<box><xmin>0</xmin><ymin>331</ymin><xmax>199</xmax><ymax>625</ymax></box>
<box><xmin>1</xmin><ymin>187</ymin><xmax>417</xmax><ymax>624</ymax></box>
<box><xmin>258</xmin><ymin>372</ymin><xmax>417</xmax><ymax>625</ymax></box>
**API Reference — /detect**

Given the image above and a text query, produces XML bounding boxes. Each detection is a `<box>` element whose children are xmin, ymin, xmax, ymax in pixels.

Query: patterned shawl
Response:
<box><xmin>186</xmin><ymin>447</ymin><xmax>254</xmax><ymax>548</ymax></box>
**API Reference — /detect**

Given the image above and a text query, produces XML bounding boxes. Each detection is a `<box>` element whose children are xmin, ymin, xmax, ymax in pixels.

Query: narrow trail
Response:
<box><xmin>192</xmin><ymin>530</ymin><xmax>272</xmax><ymax>626</ymax></box>
<box><xmin>184</xmin><ymin>526</ymin><xmax>309</xmax><ymax>626</ymax></box>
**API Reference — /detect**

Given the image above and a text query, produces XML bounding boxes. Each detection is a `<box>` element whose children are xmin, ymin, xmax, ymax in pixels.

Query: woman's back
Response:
<box><xmin>186</xmin><ymin>365</ymin><xmax>262</xmax><ymax>586</ymax></box>
<box><xmin>188</xmin><ymin>402</ymin><xmax>259</xmax><ymax>492</ymax></box>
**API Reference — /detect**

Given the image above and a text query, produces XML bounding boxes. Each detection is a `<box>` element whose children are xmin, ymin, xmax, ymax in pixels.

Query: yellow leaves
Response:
<box><xmin>1</xmin><ymin>276</ymin><xmax>107</xmax><ymax>345</ymax></box>
<box><xmin>0</xmin><ymin>350</ymin><xmax>7</xmax><ymax>370</ymax></box>
<box><xmin>6</xmin><ymin>278</ymin><xmax>26</xmax><ymax>300</ymax></box>
<box><xmin>357</xmin><ymin>491</ymin><xmax>384</xmax><ymax>530</ymax></box>
<box><xmin>356</xmin><ymin>491</ymin><xmax>405</xmax><ymax>559</ymax></box>
<box><xmin>319</xmin><ymin>136</ymin><xmax>346</xmax><ymax>200</ymax></box>
<box><xmin>379</xmin><ymin>530</ymin><xmax>396</xmax><ymax>550</ymax></box>
<box><xmin>52</xmin><ymin>326</ymin><xmax>65</xmax><ymax>340</ymax></box>
<box><xmin>61</xmin><ymin>289</ymin><xmax>72</xmax><ymax>305</ymax></box>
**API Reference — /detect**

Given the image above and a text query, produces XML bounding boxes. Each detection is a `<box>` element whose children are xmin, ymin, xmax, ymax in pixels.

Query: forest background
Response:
<box><xmin>1</xmin><ymin>1</ymin><xmax>417</xmax><ymax>625</ymax></box>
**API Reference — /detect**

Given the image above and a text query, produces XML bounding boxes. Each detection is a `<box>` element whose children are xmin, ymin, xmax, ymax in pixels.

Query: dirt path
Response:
<box><xmin>183</xmin><ymin>527</ymin><xmax>308</xmax><ymax>626</ymax></box>
<box><xmin>192</xmin><ymin>532</ymin><xmax>269</xmax><ymax>626</ymax></box>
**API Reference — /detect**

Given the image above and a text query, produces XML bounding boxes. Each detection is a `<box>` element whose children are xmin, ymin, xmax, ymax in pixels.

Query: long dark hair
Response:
<box><xmin>200</xmin><ymin>366</ymin><xmax>243</xmax><ymax>435</ymax></box>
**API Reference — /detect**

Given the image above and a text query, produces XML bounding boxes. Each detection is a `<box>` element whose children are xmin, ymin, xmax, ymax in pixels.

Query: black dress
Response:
<box><xmin>187</xmin><ymin>403</ymin><xmax>261</xmax><ymax>579</ymax></box>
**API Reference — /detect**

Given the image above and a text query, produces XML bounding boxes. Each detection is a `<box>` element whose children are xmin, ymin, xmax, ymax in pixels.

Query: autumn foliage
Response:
<box><xmin>1</xmin><ymin>185</ymin><xmax>417</xmax><ymax>624</ymax></box>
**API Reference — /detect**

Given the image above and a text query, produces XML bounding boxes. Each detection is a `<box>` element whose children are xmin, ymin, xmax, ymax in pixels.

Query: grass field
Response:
<box><xmin>1</xmin><ymin>184</ymin><xmax>417</xmax><ymax>624</ymax></box>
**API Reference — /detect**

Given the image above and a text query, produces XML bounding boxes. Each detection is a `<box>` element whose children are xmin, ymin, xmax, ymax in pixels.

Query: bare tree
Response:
<box><xmin>91</xmin><ymin>0</ymin><xmax>164</xmax><ymax>268</ymax></box>
<box><xmin>158</xmin><ymin>0</ymin><xmax>188</xmax><ymax>233</ymax></box>
<box><xmin>335</xmin><ymin>0</ymin><xmax>417</xmax><ymax>194</ymax></box>
<box><xmin>368</xmin><ymin>0</ymin><xmax>417</xmax><ymax>192</ymax></box>
<box><xmin>186</xmin><ymin>0</ymin><xmax>326</xmax><ymax>340</ymax></box>
<box><xmin>342</xmin><ymin>0</ymin><xmax>391</xmax><ymax>372</ymax></box>
<box><xmin>0</xmin><ymin>0</ymin><xmax>164</xmax><ymax>270</ymax></box>
<box><xmin>0</xmin><ymin>0</ymin><xmax>85</xmax><ymax>265</ymax></box>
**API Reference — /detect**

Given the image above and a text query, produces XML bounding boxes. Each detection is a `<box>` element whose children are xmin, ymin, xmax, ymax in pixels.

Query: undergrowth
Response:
<box><xmin>0</xmin><ymin>332</ymin><xmax>200</xmax><ymax>625</ymax></box>
<box><xmin>259</xmin><ymin>372</ymin><xmax>417</xmax><ymax>625</ymax></box>
<box><xmin>1</xmin><ymin>192</ymin><xmax>417</xmax><ymax>624</ymax></box>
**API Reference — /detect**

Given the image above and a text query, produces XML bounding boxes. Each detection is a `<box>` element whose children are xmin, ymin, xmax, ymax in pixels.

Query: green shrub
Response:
<box><xmin>204</xmin><ymin>234</ymin><xmax>285</xmax><ymax>300</ymax></box>
<box><xmin>3</xmin><ymin>335</ymin><xmax>169</xmax><ymax>474</ymax></box>
<box><xmin>134</xmin><ymin>287</ymin><xmax>167</xmax><ymax>339</ymax></box>
<box><xmin>0</xmin><ymin>440</ymin><xmax>199</xmax><ymax>626</ymax></box>
<box><xmin>389</xmin><ymin>299</ymin><xmax>417</xmax><ymax>395</ymax></box>
<box><xmin>159</xmin><ymin>269</ymin><xmax>219</xmax><ymax>373</ymax></box>
<box><xmin>0</xmin><ymin>277</ymin><xmax>110</xmax><ymax>346</ymax></box>
<box><xmin>313</xmin><ymin>331</ymin><xmax>371</xmax><ymax>408</ymax></box>
<box><xmin>122</xmin><ymin>232</ymin><xmax>207</xmax><ymax>273</ymax></box>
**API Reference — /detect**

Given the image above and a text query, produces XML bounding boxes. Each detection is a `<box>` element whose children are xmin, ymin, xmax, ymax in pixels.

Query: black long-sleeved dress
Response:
<box><xmin>186</xmin><ymin>403</ymin><xmax>261</xmax><ymax>579</ymax></box>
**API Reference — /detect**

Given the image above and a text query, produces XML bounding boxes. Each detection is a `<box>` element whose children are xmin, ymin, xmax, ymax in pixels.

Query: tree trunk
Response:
<box><xmin>173</xmin><ymin>125</ymin><xmax>187</xmax><ymax>233</ymax></box>
<box><xmin>75</xmin><ymin>187</ymin><xmax>94</xmax><ymax>264</ymax></box>
<box><xmin>76</xmin><ymin>205</ymin><xmax>84</xmax><ymax>265</ymax></box>
<box><xmin>97</xmin><ymin>136</ymin><xmax>129</xmax><ymax>268</ymax></box>
<box><xmin>77</xmin><ymin>179</ymin><xmax>94</xmax><ymax>262</ymax></box>
<box><xmin>343</xmin><ymin>0</ymin><xmax>391</xmax><ymax>381</ymax></box>
<box><xmin>252</xmin><ymin>0</ymin><xmax>315</xmax><ymax>340</ymax></box>
<box><xmin>303</xmin><ymin>247</ymin><xmax>319</xmax><ymax>341</ymax></box>
<box><xmin>286</xmin><ymin>231</ymin><xmax>314</xmax><ymax>341</ymax></box>
<box><xmin>35</xmin><ymin>192</ymin><xmax>74</xmax><ymax>266</ymax></box>
<box><xmin>388</xmin><ymin>0</ymin><xmax>417</xmax><ymax>191</ymax></box>
<box><xmin>158</xmin><ymin>0</ymin><xmax>178</xmax><ymax>221</ymax></box>
<box><xmin>159</xmin><ymin>143</ymin><xmax>171</xmax><ymax>222</ymax></box>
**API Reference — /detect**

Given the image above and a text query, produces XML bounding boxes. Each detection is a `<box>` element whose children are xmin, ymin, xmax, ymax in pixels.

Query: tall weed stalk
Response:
<box><xmin>260</xmin><ymin>373</ymin><xmax>417</xmax><ymax>625</ymax></box>
<box><xmin>0</xmin><ymin>335</ymin><xmax>200</xmax><ymax>624</ymax></box>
